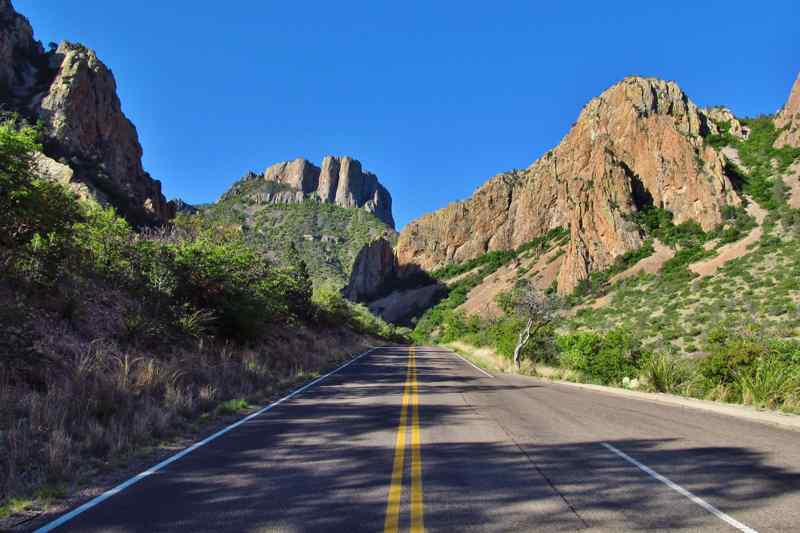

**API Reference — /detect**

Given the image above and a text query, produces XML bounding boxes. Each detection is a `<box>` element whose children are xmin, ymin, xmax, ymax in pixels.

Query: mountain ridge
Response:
<box><xmin>221</xmin><ymin>155</ymin><xmax>395</xmax><ymax>228</ymax></box>
<box><xmin>396</xmin><ymin>76</ymin><xmax>743</xmax><ymax>293</ymax></box>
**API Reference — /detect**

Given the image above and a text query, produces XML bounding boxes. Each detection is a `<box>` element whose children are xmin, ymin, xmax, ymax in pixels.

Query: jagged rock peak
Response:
<box><xmin>0</xmin><ymin>1</ymin><xmax>174</xmax><ymax>225</ymax></box>
<box><xmin>775</xmin><ymin>72</ymin><xmax>800</xmax><ymax>148</ymax></box>
<box><xmin>397</xmin><ymin>75</ymin><xmax>740</xmax><ymax>294</ymax></box>
<box><xmin>225</xmin><ymin>155</ymin><xmax>395</xmax><ymax>228</ymax></box>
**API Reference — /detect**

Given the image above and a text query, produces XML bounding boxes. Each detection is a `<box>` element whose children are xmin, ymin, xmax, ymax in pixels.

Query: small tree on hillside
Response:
<box><xmin>284</xmin><ymin>241</ymin><xmax>313</xmax><ymax>317</ymax></box>
<box><xmin>510</xmin><ymin>280</ymin><xmax>559</xmax><ymax>370</ymax></box>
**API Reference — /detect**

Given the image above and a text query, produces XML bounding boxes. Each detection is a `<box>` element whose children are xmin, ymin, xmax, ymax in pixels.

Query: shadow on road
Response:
<box><xmin>56</xmin><ymin>347</ymin><xmax>800</xmax><ymax>532</ymax></box>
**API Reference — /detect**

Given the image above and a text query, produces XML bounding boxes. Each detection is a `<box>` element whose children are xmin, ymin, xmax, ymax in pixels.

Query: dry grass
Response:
<box><xmin>446</xmin><ymin>340</ymin><xmax>579</xmax><ymax>381</ymax></box>
<box><xmin>0</xmin><ymin>289</ymin><xmax>378</xmax><ymax>519</ymax></box>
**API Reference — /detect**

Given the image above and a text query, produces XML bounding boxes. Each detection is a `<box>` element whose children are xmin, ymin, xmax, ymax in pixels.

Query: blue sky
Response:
<box><xmin>17</xmin><ymin>1</ymin><xmax>799</xmax><ymax>228</ymax></box>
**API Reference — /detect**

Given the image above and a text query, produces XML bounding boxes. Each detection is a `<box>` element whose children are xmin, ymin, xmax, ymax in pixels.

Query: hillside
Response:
<box><xmin>397</xmin><ymin>77</ymin><xmax>743</xmax><ymax>294</ymax></box>
<box><xmin>197</xmin><ymin>156</ymin><xmax>396</xmax><ymax>289</ymax></box>
<box><xmin>0</xmin><ymin>1</ymin><xmax>404</xmax><ymax>520</ymax></box>
<box><xmin>408</xmin><ymin>75</ymin><xmax>800</xmax><ymax>414</ymax></box>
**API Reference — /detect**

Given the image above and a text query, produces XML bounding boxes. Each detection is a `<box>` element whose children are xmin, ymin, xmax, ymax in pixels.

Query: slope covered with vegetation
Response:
<box><xmin>413</xmin><ymin>114</ymin><xmax>800</xmax><ymax>414</ymax></box>
<box><xmin>197</xmin><ymin>180</ymin><xmax>394</xmax><ymax>288</ymax></box>
<box><xmin>0</xmin><ymin>120</ymin><xmax>402</xmax><ymax>518</ymax></box>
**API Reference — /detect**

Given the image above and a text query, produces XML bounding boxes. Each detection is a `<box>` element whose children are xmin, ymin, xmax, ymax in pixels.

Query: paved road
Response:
<box><xmin>38</xmin><ymin>346</ymin><xmax>800</xmax><ymax>532</ymax></box>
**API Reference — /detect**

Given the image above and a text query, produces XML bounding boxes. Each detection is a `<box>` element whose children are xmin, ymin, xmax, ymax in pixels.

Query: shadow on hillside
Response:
<box><xmin>53</xmin><ymin>347</ymin><xmax>800</xmax><ymax>532</ymax></box>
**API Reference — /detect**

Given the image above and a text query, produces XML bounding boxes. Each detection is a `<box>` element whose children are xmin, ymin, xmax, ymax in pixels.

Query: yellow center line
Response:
<box><xmin>384</xmin><ymin>351</ymin><xmax>412</xmax><ymax>533</ymax></box>
<box><xmin>384</xmin><ymin>347</ymin><xmax>425</xmax><ymax>533</ymax></box>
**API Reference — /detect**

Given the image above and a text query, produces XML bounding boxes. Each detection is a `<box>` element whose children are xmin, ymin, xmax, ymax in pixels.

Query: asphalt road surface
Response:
<box><xmin>36</xmin><ymin>346</ymin><xmax>800</xmax><ymax>532</ymax></box>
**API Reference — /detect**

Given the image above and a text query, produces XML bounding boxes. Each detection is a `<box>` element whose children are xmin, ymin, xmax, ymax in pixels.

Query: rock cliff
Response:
<box><xmin>222</xmin><ymin>156</ymin><xmax>395</xmax><ymax>228</ymax></box>
<box><xmin>341</xmin><ymin>237</ymin><xmax>397</xmax><ymax>301</ymax></box>
<box><xmin>0</xmin><ymin>0</ymin><xmax>173</xmax><ymax>225</ymax></box>
<box><xmin>775</xmin><ymin>72</ymin><xmax>800</xmax><ymax>148</ymax></box>
<box><xmin>397</xmin><ymin>77</ymin><xmax>741</xmax><ymax>293</ymax></box>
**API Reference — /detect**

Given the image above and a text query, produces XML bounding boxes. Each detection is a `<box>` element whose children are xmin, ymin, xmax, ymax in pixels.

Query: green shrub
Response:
<box><xmin>556</xmin><ymin>328</ymin><xmax>647</xmax><ymax>385</ymax></box>
<box><xmin>641</xmin><ymin>353</ymin><xmax>691</xmax><ymax>393</ymax></box>
<box><xmin>737</xmin><ymin>356</ymin><xmax>798</xmax><ymax>409</ymax></box>
<box><xmin>0</xmin><ymin>121</ymin><xmax>82</xmax><ymax>278</ymax></box>
<box><xmin>556</xmin><ymin>332</ymin><xmax>601</xmax><ymax>373</ymax></box>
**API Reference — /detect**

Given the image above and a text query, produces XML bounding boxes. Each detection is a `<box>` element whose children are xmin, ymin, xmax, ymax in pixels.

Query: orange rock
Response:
<box><xmin>397</xmin><ymin>77</ymin><xmax>740</xmax><ymax>294</ymax></box>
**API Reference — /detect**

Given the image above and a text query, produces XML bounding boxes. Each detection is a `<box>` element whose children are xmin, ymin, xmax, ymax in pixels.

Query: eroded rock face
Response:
<box><xmin>705</xmin><ymin>107</ymin><xmax>747</xmax><ymax>139</ymax></box>
<box><xmin>0</xmin><ymin>0</ymin><xmax>41</xmax><ymax>97</ymax></box>
<box><xmin>34</xmin><ymin>42</ymin><xmax>174</xmax><ymax>223</ymax></box>
<box><xmin>225</xmin><ymin>155</ymin><xmax>395</xmax><ymax>228</ymax></box>
<box><xmin>775</xmin><ymin>73</ymin><xmax>800</xmax><ymax>148</ymax></box>
<box><xmin>341</xmin><ymin>237</ymin><xmax>397</xmax><ymax>301</ymax></box>
<box><xmin>397</xmin><ymin>77</ymin><xmax>741</xmax><ymax>293</ymax></box>
<box><xmin>0</xmin><ymin>1</ymin><xmax>174</xmax><ymax>225</ymax></box>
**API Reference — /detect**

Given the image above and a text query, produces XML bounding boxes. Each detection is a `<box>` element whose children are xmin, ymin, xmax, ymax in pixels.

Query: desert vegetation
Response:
<box><xmin>200</xmin><ymin>180</ymin><xmax>393</xmax><ymax>288</ymax></box>
<box><xmin>414</xmin><ymin>114</ymin><xmax>800</xmax><ymax>416</ymax></box>
<box><xmin>0</xmin><ymin>120</ymin><xmax>403</xmax><ymax>517</ymax></box>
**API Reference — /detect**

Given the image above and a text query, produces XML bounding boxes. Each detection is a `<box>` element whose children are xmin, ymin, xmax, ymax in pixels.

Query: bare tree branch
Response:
<box><xmin>510</xmin><ymin>281</ymin><xmax>558</xmax><ymax>369</ymax></box>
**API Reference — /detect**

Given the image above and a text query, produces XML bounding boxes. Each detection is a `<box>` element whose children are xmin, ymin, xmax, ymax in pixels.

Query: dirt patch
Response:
<box><xmin>579</xmin><ymin>240</ymin><xmax>673</xmax><ymax>311</ymax></box>
<box><xmin>689</xmin><ymin>200</ymin><xmax>768</xmax><ymax>279</ymax></box>
<box><xmin>458</xmin><ymin>246</ymin><xmax>565</xmax><ymax>319</ymax></box>
<box><xmin>525</xmin><ymin>247</ymin><xmax>565</xmax><ymax>290</ymax></box>
<box><xmin>608</xmin><ymin>239</ymin><xmax>674</xmax><ymax>285</ymax></box>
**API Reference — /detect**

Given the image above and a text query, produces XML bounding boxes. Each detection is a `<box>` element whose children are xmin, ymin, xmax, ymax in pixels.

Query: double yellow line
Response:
<box><xmin>384</xmin><ymin>346</ymin><xmax>424</xmax><ymax>533</ymax></box>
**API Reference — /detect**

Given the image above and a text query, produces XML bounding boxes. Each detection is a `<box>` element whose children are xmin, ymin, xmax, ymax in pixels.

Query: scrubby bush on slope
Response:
<box><xmin>0</xmin><ymin>120</ymin><xmax>403</xmax><ymax>515</ymax></box>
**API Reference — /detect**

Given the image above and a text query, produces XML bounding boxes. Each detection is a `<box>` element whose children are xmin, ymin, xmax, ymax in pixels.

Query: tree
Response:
<box><xmin>510</xmin><ymin>280</ymin><xmax>559</xmax><ymax>370</ymax></box>
<box><xmin>0</xmin><ymin>121</ymin><xmax>81</xmax><ymax>274</ymax></box>
<box><xmin>284</xmin><ymin>241</ymin><xmax>313</xmax><ymax>318</ymax></box>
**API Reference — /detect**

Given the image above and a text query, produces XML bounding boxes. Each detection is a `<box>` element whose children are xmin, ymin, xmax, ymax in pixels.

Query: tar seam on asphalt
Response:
<box><xmin>457</xmin><ymin>392</ymin><xmax>590</xmax><ymax>530</ymax></box>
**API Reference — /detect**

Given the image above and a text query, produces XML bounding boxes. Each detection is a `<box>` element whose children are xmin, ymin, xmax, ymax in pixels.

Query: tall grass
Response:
<box><xmin>0</xmin><ymin>327</ymin><xmax>373</xmax><ymax>516</ymax></box>
<box><xmin>641</xmin><ymin>353</ymin><xmax>690</xmax><ymax>394</ymax></box>
<box><xmin>737</xmin><ymin>356</ymin><xmax>799</xmax><ymax>409</ymax></box>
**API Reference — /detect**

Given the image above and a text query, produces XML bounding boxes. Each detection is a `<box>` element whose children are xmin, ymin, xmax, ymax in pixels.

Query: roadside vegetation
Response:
<box><xmin>201</xmin><ymin>180</ymin><xmax>393</xmax><ymax>288</ymax></box>
<box><xmin>414</xmin><ymin>114</ymin><xmax>800</xmax><ymax>416</ymax></box>
<box><xmin>0</xmin><ymin>120</ymin><xmax>403</xmax><ymax>519</ymax></box>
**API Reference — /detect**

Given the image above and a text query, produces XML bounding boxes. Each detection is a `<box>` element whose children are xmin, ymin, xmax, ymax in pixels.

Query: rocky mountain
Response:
<box><xmin>775</xmin><ymin>73</ymin><xmax>800</xmax><ymax>149</ymax></box>
<box><xmin>341</xmin><ymin>237</ymin><xmax>397</xmax><ymax>301</ymax></box>
<box><xmin>396</xmin><ymin>77</ymin><xmax>742</xmax><ymax>294</ymax></box>
<box><xmin>196</xmin><ymin>155</ymin><xmax>396</xmax><ymax>289</ymax></box>
<box><xmin>222</xmin><ymin>155</ymin><xmax>394</xmax><ymax>228</ymax></box>
<box><xmin>0</xmin><ymin>0</ymin><xmax>173</xmax><ymax>224</ymax></box>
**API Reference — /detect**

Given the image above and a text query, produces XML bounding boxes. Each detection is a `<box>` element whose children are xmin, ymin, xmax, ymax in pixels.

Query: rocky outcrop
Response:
<box><xmin>705</xmin><ymin>107</ymin><xmax>748</xmax><ymax>139</ymax></box>
<box><xmin>341</xmin><ymin>237</ymin><xmax>397</xmax><ymax>301</ymax></box>
<box><xmin>0</xmin><ymin>0</ymin><xmax>42</xmax><ymax>98</ymax></box>
<box><xmin>172</xmin><ymin>199</ymin><xmax>198</xmax><ymax>215</ymax></box>
<box><xmin>397</xmin><ymin>77</ymin><xmax>741</xmax><ymax>294</ymax></box>
<box><xmin>775</xmin><ymin>73</ymin><xmax>800</xmax><ymax>148</ymax></box>
<box><xmin>223</xmin><ymin>155</ymin><xmax>395</xmax><ymax>228</ymax></box>
<box><xmin>0</xmin><ymin>1</ymin><xmax>173</xmax><ymax>225</ymax></box>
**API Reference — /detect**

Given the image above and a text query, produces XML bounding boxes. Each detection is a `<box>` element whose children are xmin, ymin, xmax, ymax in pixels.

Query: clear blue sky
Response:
<box><xmin>17</xmin><ymin>1</ymin><xmax>799</xmax><ymax>228</ymax></box>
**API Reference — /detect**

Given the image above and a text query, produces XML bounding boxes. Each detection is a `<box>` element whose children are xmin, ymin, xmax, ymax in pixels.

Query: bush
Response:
<box><xmin>737</xmin><ymin>356</ymin><xmax>798</xmax><ymax>409</ymax></box>
<box><xmin>0</xmin><ymin>121</ymin><xmax>81</xmax><ymax>279</ymax></box>
<box><xmin>556</xmin><ymin>328</ymin><xmax>647</xmax><ymax>385</ymax></box>
<box><xmin>641</xmin><ymin>353</ymin><xmax>691</xmax><ymax>393</ymax></box>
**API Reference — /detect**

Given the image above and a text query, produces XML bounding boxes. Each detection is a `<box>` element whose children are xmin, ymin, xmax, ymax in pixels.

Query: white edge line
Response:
<box><xmin>601</xmin><ymin>443</ymin><xmax>758</xmax><ymax>533</ymax></box>
<box><xmin>34</xmin><ymin>347</ymin><xmax>382</xmax><ymax>533</ymax></box>
<box><xmin>447</xmin><ymin>348</ymin><xmax>494</xmax><ymax>378</ymax></box>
